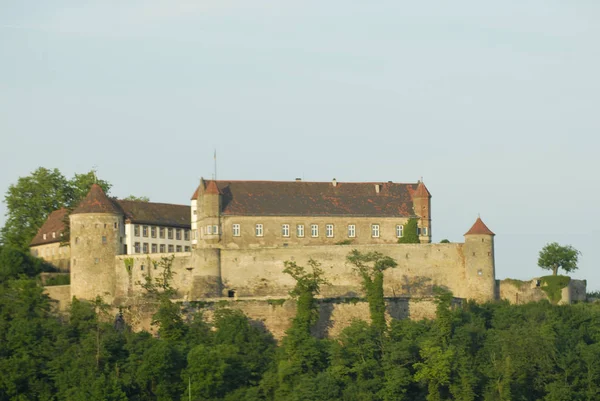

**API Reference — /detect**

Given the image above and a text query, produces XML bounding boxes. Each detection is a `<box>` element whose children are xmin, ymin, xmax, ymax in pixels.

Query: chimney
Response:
<box><xmin>332</xmin><ymin>178</ymin><xmax>337</xmax><ymax>187</ymax></box>
<box><xmin>375</xmin><ymin>184</ymin><xmax>381</xmax><ymax>193</ymax></box>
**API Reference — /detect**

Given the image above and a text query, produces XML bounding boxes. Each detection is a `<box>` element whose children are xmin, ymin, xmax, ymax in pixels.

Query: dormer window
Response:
<box><xmin>52</xmin><ymin>232</ymin><xmax>56</xmax><ymax>239</ymax></box>
<box><xmin>43</xmin><ymin>234</ymin><xmax>46</xmax><ymax>240</ymax></box>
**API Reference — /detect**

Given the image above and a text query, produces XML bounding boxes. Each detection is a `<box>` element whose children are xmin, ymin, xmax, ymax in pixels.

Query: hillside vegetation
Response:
<box><xmin>2</xmin><ymin>247</ymin><xmax>600</xmax><ymax>401</ymax></box>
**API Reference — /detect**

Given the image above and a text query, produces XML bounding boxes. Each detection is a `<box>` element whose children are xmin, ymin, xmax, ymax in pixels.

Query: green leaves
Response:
<box><xmin>538</xmin><ymin>242</ymin><xmax>581</xmax><ymax>276</ymax></box>
<box><xmin>1</xmin><ymin>167</ymin><xmax>111</xmax><ymax>249</ymax></box>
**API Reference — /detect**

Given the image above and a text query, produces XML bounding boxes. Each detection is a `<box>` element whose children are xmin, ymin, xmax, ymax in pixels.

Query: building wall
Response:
<box><xmin>199</xmin><ymin>215</ymin><xmax>432</xmax><ymax>249</ymax></box>
<box><xmin>123</xmin><ymin>223</ymin><xmax>191</xmax><ymax>255</ymax></box>
<box><xmin>70</xmin><ymin>213</ymin><xmax>124</xmax><ymax>304</ymax></box>
<box><xmin>31</xmin><ymin>242</ymin><xmax>71</xmax><ymax>272</ymax></box>
<box><xmin>218</xmin><ymin>241</ymin><xmax>495</xmax><ymax>302</ymax></box>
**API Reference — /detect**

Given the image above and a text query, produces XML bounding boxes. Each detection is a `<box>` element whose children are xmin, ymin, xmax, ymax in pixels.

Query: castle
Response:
<box><xmin>31</xmin><ymin>178</ymin><xmax>586</xmax><ymax>336</ymax></box>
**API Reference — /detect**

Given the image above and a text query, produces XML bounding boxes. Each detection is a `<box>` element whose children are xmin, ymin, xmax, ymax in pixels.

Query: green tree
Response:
<box><xmin>346</xmin><ymin>250</ymin><xmax>397</xmax><ymax>334</ymax></box>
<box><xmin>123</xmin><ymin>195</ymin><xmax>150</xmax><ymax>202</ymax></box>
<box><xmin>1</xmin><ymin>167</ymin><xmax>111</xmax><ymax>249</ymax></box>
<box><xmin>538</xmin><ymin>242</ymin><xmax>581</xmax><ymax>276</ymax></box>
<box><xmin>398</xmin><ymin>218</ymin><xmax>420</xmax><ymax>244</ymax></box>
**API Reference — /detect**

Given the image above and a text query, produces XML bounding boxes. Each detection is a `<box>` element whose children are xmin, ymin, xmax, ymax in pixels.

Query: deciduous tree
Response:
<box><xmin>537</xmin><ymin>242</ymin><xmax>581</xmax><ymax>276</ymax></box>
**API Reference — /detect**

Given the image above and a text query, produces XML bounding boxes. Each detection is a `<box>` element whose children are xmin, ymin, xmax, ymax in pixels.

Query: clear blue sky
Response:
<box><xmin>1</xmin><ymin>1</ymin><xmax>599</xmax><ymax>289</ymax></box>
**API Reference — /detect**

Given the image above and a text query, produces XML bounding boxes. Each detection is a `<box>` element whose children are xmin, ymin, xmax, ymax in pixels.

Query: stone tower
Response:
<box><xmin>412</xmin><ymin>181</ymin><xmax>432</xmax><ymax>243</ymax></box>
<box><xmin>198</xmin><ymin>179</ymin><xmax>222</xmax><ymax>247</ymax></box>
<box><xmin>69</xmin><ymin>184</ymin><xmax>124</xmax><ymax>303</ymax></box>
<box><xmin>463</xmin><ymin>217</ymin><xmax>496</xmax><ymax>302</ymax></box>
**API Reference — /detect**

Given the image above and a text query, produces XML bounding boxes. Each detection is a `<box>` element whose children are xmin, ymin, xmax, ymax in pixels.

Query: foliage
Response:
<box><xmin>335</xmin><ymin>239</ymin><xmax>353</xmax><ymax>245</ymax></box>
<box><xmin>397</xmin><ymin>218</ymin><xmax>420</xmax><ymax>244</ymax></box>
<box><xmin>267</xmin><ymin>298</ymin><xmax>286</xmax><ymax>307</ymax></box>
<box><xmin>502</xmin><ymin>278</ymin><xmax>527</xmax><ymax>290</ymax></box>
<box><xmin>123</xmin><ymin>195</ymin><xmax>150</xmax><ymax>202</ymax></box>
<box><xmin>347</xmin><ymin>249</ymin><xmax>397</xmax><ymax>334</ymax></box>
<box><xmin>540</xmin><ymin>275</ymin><xmax>571</xmax><ymax>304</ymax></box>
<box><xmin>0</xmin><ymin>245</ymin><xmax>55</xmax><ymax>283</ymax></box>
<box><xmin>538</xmin><ymin>242</ymin><xmax>581</xmax><ymax>276</ymax></box>
<box><xmin>1</xmin><ymin>167</ymin><xmax>111</xmax><ymax>249</ymax></box>
<box><xmin>440</xmin><ymin>239</ymin><xmax>450</xmax><ymax>243</ymax></box>
<box><xmin>43</xmin><ymin>274</ymin><xmax>70</xmax><ymax>286</ymax></box>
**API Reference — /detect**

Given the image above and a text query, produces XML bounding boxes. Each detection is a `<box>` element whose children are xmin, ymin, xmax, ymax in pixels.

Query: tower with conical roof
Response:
<box><xmin>69</xmin><ymin>184</ymin><xmax>124</xmax><ymax>302</ymax></box>
<box><xmin>412</xmin><ymin>181</ymin><xmax>432</xmax><ymax>243</ymax></box>
<box><xmin>463</xmin><ymin>217</ymin><xmax>496</xmax><ymax>302</ymax></box>
<box><xmin>197</xmin><ymin>178</ymin><xmax>222</xmax><ymax>247</ymax></box>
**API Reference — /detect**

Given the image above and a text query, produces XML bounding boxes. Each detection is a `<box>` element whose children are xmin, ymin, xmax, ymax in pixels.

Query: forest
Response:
<box><xmin>1</xmin><ymin>245</ymin><xmax>600</xmax><ymax>401</ymax></box>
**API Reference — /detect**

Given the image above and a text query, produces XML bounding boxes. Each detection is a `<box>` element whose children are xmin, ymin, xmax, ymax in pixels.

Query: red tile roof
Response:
<box><xmin>30</xmin><ymin>208</ymin><xmax>68</xmax><ymax>246</ymax></box>
<box><xmin>118</xmin><ymin>200</ymin><xmax>190</xmax><ymax>228</ymax></box>
<box><xmin>464</xmin><ymin>217</ymin><xmax>495</xmax><ymax>236</ymax></box>
<box><xmin>71</xmin><ymin>184</ymin><xmax>122</xmax><ymax>215</ymax></box>
<box><xmin>414</xmin><ymin>181</ymin><xmax>431</xmax><ymax>198</ymax></box>
<box><xmin>192</xmin><ymin>180</ymin><xmax>424</xmax><ymax>217</ymax></box>
<box><xmin>205</xmin><ymin>180</ymin><xmax>221</xmax><ymax>195</ymax></box>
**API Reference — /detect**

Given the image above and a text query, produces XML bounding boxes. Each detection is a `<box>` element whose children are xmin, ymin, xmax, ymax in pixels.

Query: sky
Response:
<box><xmin>1</xmin><ymin>1</ymin><xmax>599</xmax><ymax>289</ymax></box>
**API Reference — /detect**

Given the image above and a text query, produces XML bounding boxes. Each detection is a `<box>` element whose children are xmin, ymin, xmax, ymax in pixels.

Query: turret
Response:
<box><xmin>69</xmin><ymin>184</ymin><xmax>124</xmax><ymax>303</ymax></box>
<box><xmin>463</xmin><ymin>217</ymin><xmax>496</xmax><ymax>302</ymax></box>
<box><xmin>198</xmin><ymin>179</ymin><xmax>222</xmax><ymax>246</ymax></box>
<box><xmin>412</xmin><ymin>181</ymin><xmax>432</xmax><ymax>243</ymax></box>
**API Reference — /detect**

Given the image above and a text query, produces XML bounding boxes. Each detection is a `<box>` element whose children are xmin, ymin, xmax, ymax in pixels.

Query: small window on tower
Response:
<box><xmin>102</xmin><ymin>236</ymin><xmax>107</xmax><ymax>244</ymax></box>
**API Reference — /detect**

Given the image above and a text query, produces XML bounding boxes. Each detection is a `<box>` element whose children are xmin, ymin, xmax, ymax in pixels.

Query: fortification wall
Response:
<box><xmin>498</xmin><ymin>278</ymin><xmax>587</xmax><ymax>304</ymax></box>
<box><xmin>44</xmin><ymin>285</ymin><xmax>71</xmax><ymax>312</ymax></box>
<box><xmin>218</xmin><ymin>243</ymin><xmax>493</xmax><ymax>301</ymax></box>
<box><xmin>126</xmin><ymin>297</ymin><xmax>443</xmax><ymax>340</ymax></box>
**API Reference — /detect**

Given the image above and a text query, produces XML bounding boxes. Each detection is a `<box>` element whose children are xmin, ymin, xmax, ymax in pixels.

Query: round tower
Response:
<box><xmin>69</xmin><ymin>184</ymin><xmax>124</xmax><ymax>303</ymax></box>
<box><xmin>463</xmin><ymin>217</ymin><xmax>496</xmax><ymax>302</ymax></box>
<box><xmin>199</xmin><ymin>179</ymin><xmax>222</xmax><ymax>247</ymax></box>
<box><xmin>412</xmin><ymin>181</ymin><xmax>432</xmax><ymax>243</ymax></box>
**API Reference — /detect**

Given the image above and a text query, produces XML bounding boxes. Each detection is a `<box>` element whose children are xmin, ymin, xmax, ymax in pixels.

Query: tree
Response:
<box><xmin>537</xmin><ymin>242</ymin><xmax>581</xmax><ymax>276</ymax></box>
<box><xmin>346</xmin><ymin>250</ymin><xmax>397</xmax><ymax>334</ymax></box>
<box><xmin>123</xmin><ymin>195</ymin><xmax>150</xmax><ymax>202</ymax></box>
<box><xmin>1</xmin><ymin>167</ymin><xmax>110</xmax><ymax>249</ymax></box>
<box><xmin>398</xmin><ymin>219</ymin><xmax>420</xmax><ymax>244</ymax></box>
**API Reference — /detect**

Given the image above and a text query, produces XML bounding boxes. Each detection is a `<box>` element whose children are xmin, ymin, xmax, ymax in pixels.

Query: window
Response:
<box><xmin>43</xmin><ymin>234</ymin><xmax>46</xmax><ymax>240</ymax></box>
<box><xmin>212</xmin><ymin>225</ymin><xmax>219</xmax><ymax>235</ymax></box>
<box><xmin>159</xmin><ymin>227</ymin><xmax>165</xmax><ymax>238</ymax></box>
<box><xmin>134</xmin><ymin>225</ymin><xmax>140</xmax><ymax>236</ymax></box>
<box><xmin>282</xmin><ymin>224</ymin><xmax>290</xmax><ymax>237</ymax></box>
<box><xmin>348</xmin><ymin>224</ymin><xmax>356</xmax><ymax>238</ymax></box>
<box><xmin>142</xmin><ymin>226</ymin><xmax>148</xmax><ymax>237</ymax></box>
<box><xmin>114</xmin><ymin>222</ymin><xmax>118</xmax><ymax>229</ymax></box>
<box><xmin>176</xmin><ymin>245</ymin><xmax>182</xmax><ymax>252</ymax></box>
<box><xmin>206</xmin><ymin>225</ymin><xmax>212</xmax><ymax>235</ymax></box>
<box><xmin>326</xmin><ymin>224</ymin><xmax>334</xmax><ymax>238</ymax></box>
<box><xmin>297</xmin><ymin>224</ymin><xmax>304</xmax><ymax>237</ymax></box>
<box><xmin>159</xmin><ymin>244</ymin><xmax>166</xmax><ymax>253</ymax></box>
<box><xmin>102</xmin><ymin>236</ymin><xmax>107</xmax><ymax>244</ymax></box>
<box><xmin>371</xmin><ymin>224</ymin><xmax>380</xmax><ymax>238</ymax></box>
<box><xmin>422</xmin><ymin>227</ymin><xmax>428</xmax><ymax>236</ymax></box>
<box><xmin>94</xmin><ymin>258</ymin><xmax>99</xmax><ymax>264</ymax></box>
<box><xmin>184</xmin><ymin>246</ymin><xmax>191</xmax><ymax>252</ymax></box>
<box><xmin>184</xmin><ymin>230</ymin><xmax>190</xmax><ymax>241</ymax></box>
<box><xmin>311</xmin><ymin>224</ymin><xmax>318</xmax><ymax>237</ymax></box>
<box><xmin>167</xmin><ymin>228</ymin><xmax>173</xmax><ymax>239</ymax></box>
<box><xmin>168</xmin><ymin>244</ymin><xmax>174</xmax><ymax>253</ymax></box>
<box><xmin>151</xmin><ymin>226</ymin><xmax>156</xmax><ymax>238</ymax></box>
<box><xmin>151</xmin><ymin>243</ymin><xmax>157</xmax><ymax>253</ymax></box>
<box><xmin>396</xmin><ymin>225</ymin><xmax>403</xmax><ymax>238</ymax></box>
<box><xmin>176</xmin><ymin>229</ymin><xmax>182</xmax><ymax>240</ymax></box>
<box><xmin>134</xmin><ymin>242</ymin><xmax>141</xmax><ymax>253</ymax></box>
<box><xmin>233</xmin><ymin>224</ymin><xmax>240</xmax><ymax>237</ymax></box>
<box><xmin>143</xmin><ymin>243</ymin><xmax>149</xmax><ymax>253</ymax></box>
<box><xmin>52</xmin><ymin>232</ymin><xmax>56</xmax><ymax>239</ymax></box>
<box><xmin>255</xmin><ymin>224</ymin><xmax>263</xmax><ymax>237</ymax></box>
<box><xmin>140</xmin><ymin>265</ymin><xmax>144</xmax><ymax>271</ymax></box>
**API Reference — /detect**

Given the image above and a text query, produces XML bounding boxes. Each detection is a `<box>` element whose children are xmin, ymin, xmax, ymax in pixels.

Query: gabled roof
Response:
<box><xmin>191</xmin><ymin>180</ymin><xmax>425</xmax><ymax>217</ymax></box>
<box><xmin>71</xmin><ymin>184</ymin><xmax>122</xmax><ymax>215</ymax></box>
<box><xmin>464</xmin><ymin>217</ymin><xmax>495</xmax><ymax>236</ymax></box>
<box><xmin>30</xmin><ymin>208</ymin><xmax>68</xmax><ymax>246</ymax></box>
<box><xmin>117</xmin><ymin>200</ymin><xmax>190</xmax><ymax>228</ymax></box>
